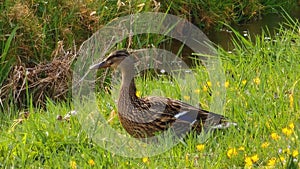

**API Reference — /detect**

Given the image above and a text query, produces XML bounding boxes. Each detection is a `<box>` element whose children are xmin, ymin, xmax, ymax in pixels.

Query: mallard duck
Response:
<box><xmin>90</xmin><ymin>49</ymin><xmax>235</xmax><ymax>139</ymax></box>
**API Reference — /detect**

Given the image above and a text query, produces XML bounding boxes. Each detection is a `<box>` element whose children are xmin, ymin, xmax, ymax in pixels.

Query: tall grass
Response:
<box><xmin>161</xmin><ymin>0</ymin><xmax>296</xmax><ymax>29</ymax></box>
<box><xmin>0</xmin><ymin>18</ymin><xmax>299</xmax><ymax>167</ymax></box>
<box><xmin>0</xmin><ymin>26</ymin><xmax>17</xmax><ymax>88</ymax></box>
<box><xmin>0</xmin><ymin>0</ymin><xmax>297</xmax><ymax>112</ymax></box>
<box><xmin>0</xmin><ymin>0</ymin><xmax>296</xmax><ymax>64</ymax></box>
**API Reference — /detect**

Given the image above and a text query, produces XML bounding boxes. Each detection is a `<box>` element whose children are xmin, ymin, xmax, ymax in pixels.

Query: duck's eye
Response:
<box><xmin>106</xmin><ymin>60</ymin><xmax>112</xmax><ymax>65</ymax></box>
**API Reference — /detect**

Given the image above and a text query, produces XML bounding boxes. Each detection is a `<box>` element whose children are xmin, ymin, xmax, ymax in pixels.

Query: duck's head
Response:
<box><xmin>89</xmin><ymin>49</ymin><xmax>130</xmax><ymax>70</ymax></box>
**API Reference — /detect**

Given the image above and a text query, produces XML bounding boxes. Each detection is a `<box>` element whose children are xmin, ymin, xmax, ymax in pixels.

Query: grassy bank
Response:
<box><xmin>0</xmin><ymin>0</ymin><xmax>298</xmax><ymax>111</ymax></box>
<box><xmin>1</xmin><ymin>17</ymin><xmax>299</xmax><ymax>168</ymax></box>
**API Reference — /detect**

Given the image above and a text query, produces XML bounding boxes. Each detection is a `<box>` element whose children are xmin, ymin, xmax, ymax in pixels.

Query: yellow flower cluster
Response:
<box><xmin>244</xmin><ymin>154</ymin><xmax>259</xmax><ymax>167</ymax></box>
<box><xmin>227</xmin><ymin>148</ymin><xmax>238</xmax><ymax>158</ymax></box>
<box><xmin>271</xmin><ymin>132</ymin><xmax>280</xmax><ymax>140</ymax></box>
<box><xmin>196</xmin><ymin>144</ymin><xmax>205</xmax><ymax>151</ymax></box>
<box><xmin>227</xmin><ymin>146</ymin><xmax>245</xmax><ymax>159</ymax></box>
<box><xmin>292</xmin><ymin>150</ymin><xmax>299</xmax><ymax>157</ymax></box>
<box><xmin>225</xmin><ymin>81</ymin><xmax>229</xmax><ymax>88</ymax></box>
<box><xmin>142</xmin><ymin>157</ymin><xmax>149</xmax><ymax>164</ymax></box>
<box><xmin>267</xmin><ymin>157</ymin><xmax>276</xmax><ymax>166</ymax></box>
<box><xmin>242</xmin><ymin>80</ymin><xmax>247</xmax><ymax>85</ymax></box>
<box><xmin>70</xmin><ymin>160</ymin><xmax>77</xmax><ymax>169</ymax></box>
<box><xmin>282</xmin><ymin>122</ymin><xmax>295</xmax><ymax>137</ymax></box>
<box><xmin>282</xmin><ymin>127</ymin><xmax>293</xmax><ymax>136</ymax></box>
<box><xmin>88</xmin><ymin>159</ymin><xmax>95</xmax><ymax>166</ymax></box>
<box><xmin>253</xmin><ymin>77</ymin><xmax>260</xmax><ymax>85</ymax></box>
<box><xmin>261</xmin><ymin>142</ymin><xmax>270</xmax><ymax>148</ymax></box>
<box><xmin>207</xmin><ymin>81</ymin><xmax>212</xmax><ymax>87</ymax></box>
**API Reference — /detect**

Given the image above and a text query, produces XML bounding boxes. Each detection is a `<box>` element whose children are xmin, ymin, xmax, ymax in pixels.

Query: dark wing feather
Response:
<box><xmin>141</xmin><ymin>96</ymin><xmax>224</xmax><ymax>126</ymax></box>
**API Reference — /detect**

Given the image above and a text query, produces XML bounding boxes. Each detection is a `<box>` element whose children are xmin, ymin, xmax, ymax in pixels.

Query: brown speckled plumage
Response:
<box><xmin>90</xmin><ymin>49</ymin><xmax>234</xmax><ymax>139</ymax></box>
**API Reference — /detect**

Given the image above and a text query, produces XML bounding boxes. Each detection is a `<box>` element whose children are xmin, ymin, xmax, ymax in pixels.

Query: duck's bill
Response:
<box><xmin>89</xmin><ymin>61</ymin><xmax>109</xmax><ymax>69</ymax></box>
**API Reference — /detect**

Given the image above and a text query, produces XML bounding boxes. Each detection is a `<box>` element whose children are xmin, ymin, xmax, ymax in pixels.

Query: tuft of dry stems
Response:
<box><xmin>0</xmin><ymin>41</ymin><xmax>76</xmax><ymax>108</ymax></box>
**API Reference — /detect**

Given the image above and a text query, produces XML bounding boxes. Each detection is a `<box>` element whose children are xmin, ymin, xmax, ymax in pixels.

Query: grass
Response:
<box><xmin>1</xmin><ymin>16</ymin><xmax>300</xmax><ymax>168</ymax></box>
<box><xmin>0</xmin><ymin>0</ymin><xmax>296</xmax><ymax>65</ymax></box>
<box><xmin>0</xmin><ymin>0</ymin><xmax>297</xmax><ymax>110</ymax></box>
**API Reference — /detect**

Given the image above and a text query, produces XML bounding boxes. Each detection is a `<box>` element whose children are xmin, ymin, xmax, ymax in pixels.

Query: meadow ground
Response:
<box><xmin>1</xmin><ymin>17</ymin><xmax>299</xmax><ymax>168</ymax></box>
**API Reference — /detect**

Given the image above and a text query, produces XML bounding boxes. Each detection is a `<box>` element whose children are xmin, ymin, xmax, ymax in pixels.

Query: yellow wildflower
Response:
<box><xmin>183</xmin><ymin>95</ymin><xmax>190</xmax><ymax>101</ymax></box>
<box><xmin>292</xmin><ymin>150</ymin><xmax>299</xmax><ymax>157</ymax></box>
<box><xmin>253</xmin><ymin>77</ymin><xmax>260</xmax><ymax>85</ymax></box>
<box><xmin>136</xmin><ymin>91</ymin><xmax>142</xmax><ymax>97</ymax></box>
<box><xmin>194</xmin><ymin>89</ymin><xmax>201</xmax><ymax>94</ymax></box>
<box><xmin>279</xmin><ymin>156</ymin><xmax>285</xmax><ymax>163</ymax></box>
<box><xmin>283</xmin><ymin>148</ymin><xmax>291</xmax><ymax>155</ymax></box>
<box><xmin>185</xmin><ymin>153</ymin><xmax>189</xmax><ymax>162</ymax></box>
<box><xmin>196</xmin><ymin>144</ymin><xmax>205</xmax><ymax>151</ymax></box>
<box><xmin>288</xmin><ymin>123</ymin><xmax>295</xmax><ymax>130</ymax></box>
<box><xmin>207</xmin><ymin>81</ymin><xmax>212</xmax><ymax>87</ymax></box>
<box><xmin>244</xmin><ymin>154</ymin><xmax>259</xmax><ymax>167</ymax></box>
<box><xmin>251</xmin><ymin>154</ymin><xmax>259</xmax><ymax>163</ymax></box>
<box><xmin>289</xmin><ymin>93</ymin><xmax>294</xmax><ymax>108</ymax></box>
<box><xmin>271</xmin><ymin>132</ymin><xmax>280</xmax><ymax>140</ymax></box>
<box><xmin>238</xmin><ymin>146</ymin><xmax>245</xmax><ymax>151</ymax></box>
<box><xmin>70</xmin><ymin>160</ymin><xmax>77</xmax><ymax>169</ymax></box>
<box><xmin>261</xmin><ymin>142</ymin><xmax>270</xmax><ymax>148</ymax></box>
<box><xmin>225</xmin><ymin>81</ymin><xmax>229</xmax><ymax>88</ymax></box>
<box><xmin>203</xmin><ymin>85</ymin><xmax>208</xmax><ymax>92</ymax></box>
<box><xmin>245</xmin><ymin>157</ymin><xmax>253</xmax><ymax>167</ymax></box>
<box><xmin>266</xmin><ymin>121</ymin><xmax>271</xmax><ymax>128</ymax></box>
<box><xmin>282</xmin><ymin>127</ymin><xmax>293</xmax><ymax>136</ymax></box>
<box><xmin>227</xmin><ymin>148</ymin><xmax>238</xmax><ymax>158</ymax></box>
<box><xmin>242</xmin><ymin>80</ymin><xmax>247</xmax><ymax>85</ymax></box>
<box><xmin>88</xmin><ymin>159</ymin><xmax>95</xmax><ymax>166</ymax></box>
<box><xmin>142</xmin><ymin>157</ymin><xmax>149</xmax><ymax>163</ymax></box>
<box><xmin>267</xmin><ymin>157</ymin><xmax>276</xmax><ymax>166</ymax></box>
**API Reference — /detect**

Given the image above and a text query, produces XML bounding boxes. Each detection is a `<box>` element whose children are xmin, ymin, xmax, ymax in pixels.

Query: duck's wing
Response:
<box><xmin>141</xmin><ymin>96</ymin><xmax>224</xmax><ymax>126</ymax></box>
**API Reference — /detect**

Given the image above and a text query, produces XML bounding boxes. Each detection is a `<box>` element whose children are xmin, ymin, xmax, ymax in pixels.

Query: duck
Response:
<box><xmin>90</xmin><ymin>49</ymin><xmax>235</xmax><ymax>140</ymax></box>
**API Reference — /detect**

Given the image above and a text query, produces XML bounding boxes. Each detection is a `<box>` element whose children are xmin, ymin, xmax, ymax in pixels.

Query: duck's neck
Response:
<box><xmin>120</xmin><ymin>70</ymin><xmax>138</xmax><ymax>101</ymax></box>
<box><xmin>118</xmin><ymin>58</ymin><xmax>139</xmax><ymax>113</ymax></box>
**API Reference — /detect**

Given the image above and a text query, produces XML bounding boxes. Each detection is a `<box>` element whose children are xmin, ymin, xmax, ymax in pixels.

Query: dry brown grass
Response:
<box><xmin>0</xmin><ymin>41</ymin><xmax>75</xmax><ymax>107</ymax></box>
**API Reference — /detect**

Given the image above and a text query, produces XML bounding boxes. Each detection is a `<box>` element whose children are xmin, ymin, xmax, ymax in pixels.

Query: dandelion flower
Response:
<box><xmin>267</xmin><ymin>157</ymin><xmax>276</xmax><ymax>166</ymax></box>
<box><xmin>207</xmin><ymin>81</ymin><xmax>212</xmax><ymax>87</ymax></box>
<box><xmin>70</xmin><ymin>161</ymin><xmax>77</xmax><ymax>169</ymax></box>
<box><xmin>136</xmin><ymin>91</ymin><xmax>142</xmax><ymax>97</ymax></box>
<box><xmin>245</xmin><ymin>157</ymin><xmax>253</xmax><ymax>167</ymax></box>
<box><xmin>279</xmin><ymin>156</ymin><xmax>285</xmax><ymax>163</ymax></box>
<box><xmin>142</xmin><ymin>157</ymin><xmax>149</xmax><ymax>163</ymax></box>
<box><xmin>225</xmin><ymin>81</ymin><xmax>229</xmax><ymax>88</ymax></box>
<box><xmin>242</xmin><ymin>80</ymin><xmax>247</xmax><ymax>85</ymax></box>
<box><xmin>282</xmin><ymin>127</ymin><xmax>293</xmax><ymax>136</ymax></box>
<box><xmin>203</xmin><ymin>85</ymin><xmax>208</xmax><ymax>92</ymax></box>
<box><xmin>196</xmin><ymin>144</ymin><xmax>205</xmax><ymax>151</ymax></box>
<box><xmin>253</xmin><ymin>77</ymin><xmax>260</xmax><ymax>85</ymax></box>
<box><xmin>183</xmin><ymin>95</ymin><xmax>190</xmax><ymax>101</ymax></box>
<box><xmin>261</xmin><ymin>142</ymin><xmax>270</xmax><ymax>148</ymax></box>
<box><xmin>251</xmin><ymin>154</ymin><xmax>259</xmax><ymax>163</ymax></box>
<box><xmin>292</xmin><ymin>150</ymin><xmax>299</xmax><ymax>158</ymax></box>
<box><xmin>288</xmin><ymin>123</ymin><xmax>295</xmax><ymax>130</ymax></box>
<box><xmin>88</xmin><ymin>159</ymin><xmax>95</xmax><ymax>166</ymax></box>
<box><xmin>227</xmin><ymin>148</ymin><xmax>238</xmax><ymax>158</ymax></box>
<box><xmin>271</xmin><ymin>132</ymin><xmax>280</xmax><ymax>140</ymax></box>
